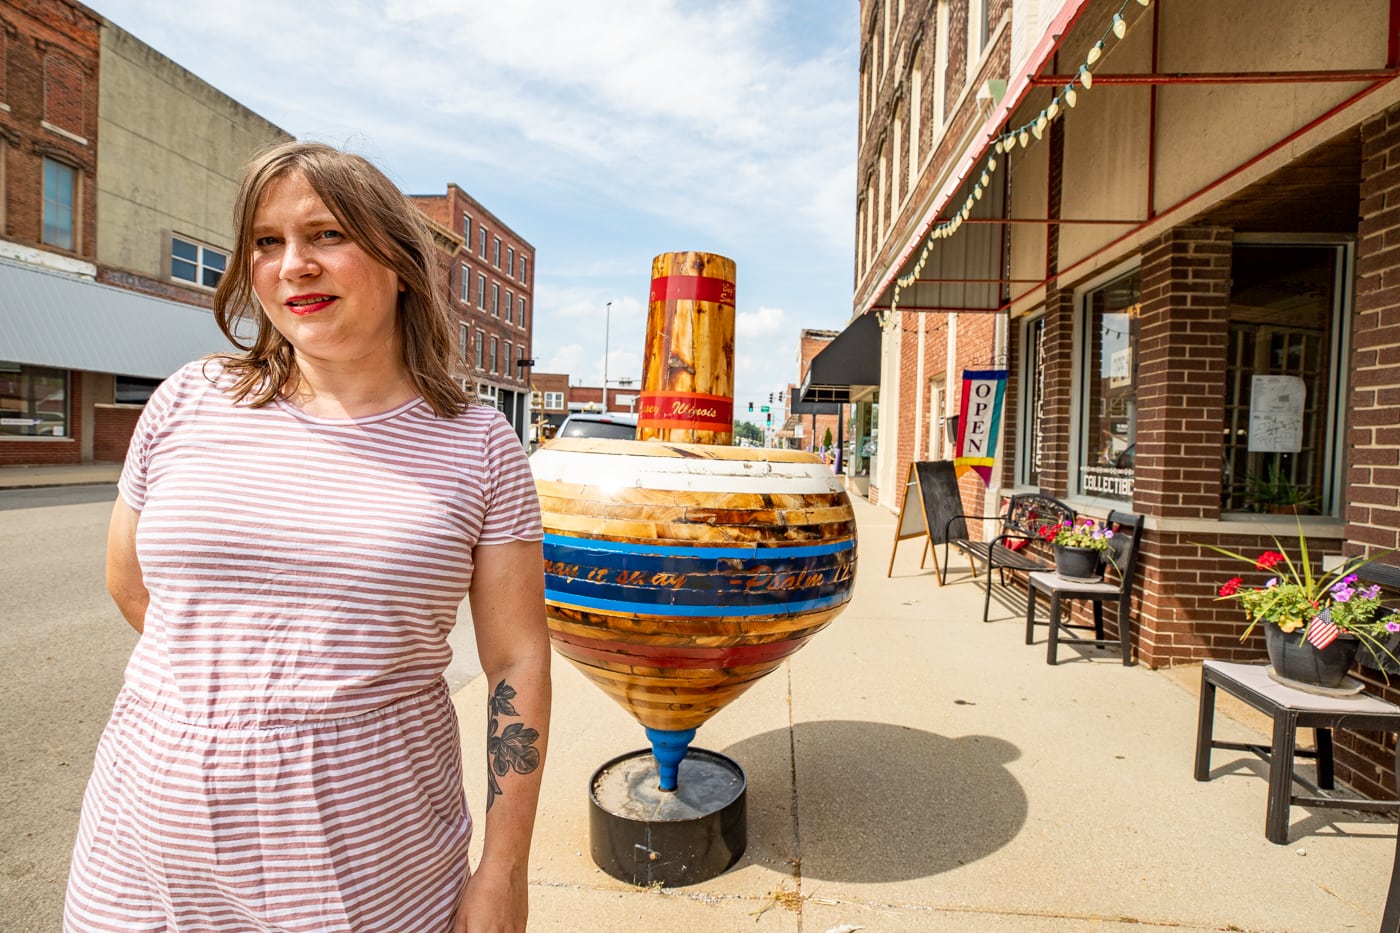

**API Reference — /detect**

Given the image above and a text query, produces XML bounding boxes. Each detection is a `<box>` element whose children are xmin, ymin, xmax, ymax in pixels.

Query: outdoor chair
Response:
<box><xmin>944</xmin><ymin>492</ymin><xmax>1075</xmax><ymax>622</ymax></box>
<box><xmin>1024</xmin><ymin>510</ymin><xmax>1145</xmax><ymax>665</ymax></box>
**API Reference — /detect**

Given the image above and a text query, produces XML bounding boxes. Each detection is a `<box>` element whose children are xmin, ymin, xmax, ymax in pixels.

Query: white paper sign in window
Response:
<box><xmin>1248</xmin><ymin>375</ymin><xmax>1305</xmax><ymax>453</ymax></box>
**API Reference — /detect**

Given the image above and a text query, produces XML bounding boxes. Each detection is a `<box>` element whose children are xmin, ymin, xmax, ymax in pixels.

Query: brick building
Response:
<box><xmin>410</xmin><ymin>184</ymin><xmax>535</xmax><ymax>442</ymax></box>
<box><xmin>0</xmin><ymin>1</ymin><xmax>290</xmax><ymax>467</ymax></box>
<box><xmin>833</xmin><ymin>0</ymin><xmax>1400</xmax><ymax>798</ymax></box>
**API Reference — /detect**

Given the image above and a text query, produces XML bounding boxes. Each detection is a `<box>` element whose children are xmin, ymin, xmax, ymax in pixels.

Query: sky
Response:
<box><xmin>90</xmin><ymin>0</ymin><xmax>860</xmax><ymax>423</ymax></box>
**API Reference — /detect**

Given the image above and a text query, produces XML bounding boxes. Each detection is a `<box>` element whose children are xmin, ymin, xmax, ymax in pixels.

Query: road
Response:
<box><xmin>0</xmin><ymin>484</ymin><xmax>484</xmax><ymax>932</ymax></box>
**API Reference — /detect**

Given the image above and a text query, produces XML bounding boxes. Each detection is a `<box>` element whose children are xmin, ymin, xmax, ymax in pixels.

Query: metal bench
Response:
<box><xmin>942</xmin><ymin>493</ymin><xmax>1075</xmax><ymax>623</ymax></box>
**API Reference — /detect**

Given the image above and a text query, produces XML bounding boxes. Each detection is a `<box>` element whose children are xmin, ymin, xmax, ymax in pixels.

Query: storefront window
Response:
<box><xmin>1077</xmin><ymin>270</ymin><xmax>1140</xmax><ymax>501</ymax></box>
<box><xmin>1019</xmin><ymin>315</ymin><xmax>1047</xmax><ymax>487</ymax></box>
<box><xmin>1221</xmin><ymin>242</ymin><xmax>1346</xmax><ymax>515</ymax></box>
<box><xmin>0</xmin><ymin>364</ymin><xmax>68</xmax><ymax>437</ymax></box>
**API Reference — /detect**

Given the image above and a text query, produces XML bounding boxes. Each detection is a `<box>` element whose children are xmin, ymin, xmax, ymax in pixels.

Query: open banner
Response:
<box><xmin>954</xmin><ymin>369</ymin><xmax>1008</xmax><ymax>487</ymax></box>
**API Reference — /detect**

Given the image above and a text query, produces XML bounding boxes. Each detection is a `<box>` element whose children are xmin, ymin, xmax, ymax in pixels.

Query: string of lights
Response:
<box><xmin>885</xmin><ymin>0</ymin><xmax>1153</xmax><ymax>324</ymax></box>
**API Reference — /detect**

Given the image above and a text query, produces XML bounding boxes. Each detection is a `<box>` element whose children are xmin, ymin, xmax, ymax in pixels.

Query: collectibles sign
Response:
<box><xmin>954</xmin><ymin>369</ymin><xmax>1008</xmax><ymax>486</ymax></box>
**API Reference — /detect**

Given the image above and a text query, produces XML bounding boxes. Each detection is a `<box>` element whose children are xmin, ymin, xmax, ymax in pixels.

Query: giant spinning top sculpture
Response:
<box><xmin>529</xmin><ymin>251</ymin><xmax>857</xmax><ymax>885</ymax></box>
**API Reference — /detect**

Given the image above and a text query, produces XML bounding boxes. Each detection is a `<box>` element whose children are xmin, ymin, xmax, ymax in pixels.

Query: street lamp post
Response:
<box><xmin>602</xmin><ymin>301</ymin><xmax>612</xmax><ymax>413</ymax></box>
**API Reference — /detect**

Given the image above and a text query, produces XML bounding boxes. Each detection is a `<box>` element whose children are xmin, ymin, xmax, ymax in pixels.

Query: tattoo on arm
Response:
<box><xmin>486</xmin><ymin>679</ymin><xmax>541</xmax><ymax>811</ymax></box>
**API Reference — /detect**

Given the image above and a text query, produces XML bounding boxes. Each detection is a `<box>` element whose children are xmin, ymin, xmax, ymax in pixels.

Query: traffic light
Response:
<box><xmin>748</xmin><ymin>401</ymin><xmax>753</xmax><ymax>412</ymax></box>
<box><xmin>768</xmin><ymin>392</ymin><xmax>774</xmax><ymax>403</ymax></box>
<box><xmin>766</xmin><ymin>412</ymin><xmax>772</xmax><ymax>425</ymax></box>
<box><xmin>777</xmin><ymin>391</ymin><xmax>784</xmax><ymax>402</ymax></box>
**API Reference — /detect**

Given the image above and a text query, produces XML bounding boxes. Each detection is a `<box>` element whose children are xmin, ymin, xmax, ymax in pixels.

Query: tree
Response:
<box><xmin>822</xmin><ymin>427</ymin><xmax>833</xmax><ymax>450</ymax></box>
<box><xmin>733</xmin><ymin>421</ymin><xmax>763</xmax><ymax>444</ymax></box>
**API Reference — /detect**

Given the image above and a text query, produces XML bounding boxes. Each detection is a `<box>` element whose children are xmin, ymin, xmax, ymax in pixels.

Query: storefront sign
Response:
<box><xmin>955</xmin><ymin>369</ymin><xmax>1008</xmax><ymax>487</ymax></box>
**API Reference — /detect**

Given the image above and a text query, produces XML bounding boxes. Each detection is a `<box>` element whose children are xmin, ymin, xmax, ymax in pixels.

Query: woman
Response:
<box><xmin>65</xmin><ymin>142</ymin><xmax>550</xmax><ymax>932</ymax></box>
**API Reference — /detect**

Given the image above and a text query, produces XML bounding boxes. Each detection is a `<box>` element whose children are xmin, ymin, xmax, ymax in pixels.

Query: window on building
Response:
<box><xmin>475</xmin><ymin>330</ymin><xmax>484</xmax><ymax>371</ymax></box>
<box><xmin>0</xmin><ymin>363</ymin><xmax>67</xmax><ymax>437</ymax></box>
<box><xmin>478</xmin><ymin>227</ymin><xmax>487</xmax><ymax>258</ymax></box>
<box><xmin>978</xmin><ymin>0</ymin><xmax>993</xmax><ymax>50</ymax></box>
<box><xmin>518</xmin><ymin>297</ymin><xmax>527</xmax><ymax>329</ymax></box>
<box><xmin>477</xmin><ymin>274</ymin><xmax>487</xmax><ymax>310</ymax></box>
<box><xmin>544</xmin><ymin>391</ymin><xmax>564</xmax><ymax>410</ymax></box>
<box><xmin>505</xmin><ymin>341</ymin><xmax>513</xmax><ymax>376</ymax></box>
<box><xmin>42</xmin><ymin>158</ymin><xmax>77</xmax><ymax>250</ymax></box>
<box><xmin>492</xmin><ymin>282</ymin><xmax>500</xmax><ymax>317</ymax></box>
<box><xmin>170</xmin><ymin>235</ymin><xmax>228</xmax><ymax>288</ymax></box>
<box><xmin>1018</xmin><ymin>315</ymin><xmax>1047</xmax><ymax>488</ymax></box>
<box><xmin>490</xmin><ymin>336</ymin><xmax>498</xmax><ymax>373</ymax></box>
<box><xmin>519</xmin><ymin>256</ymin><xmax>528</xmax><ymax>283</ymax></box>
<box><xmin>493</xmin><ymin>236</ymin><xmax>501</xmax><ymax>268</ymax></box>
<box><xmin>114</xmin><ymin>376</ymin><xmax>160</xmax><ymax>405</ymax></box>
<box><xmin>505</xmin><ymin>290</ymin><xmax>514</xmax><ymax>323</ymax></box>
<box><xmin>1075</xmin><ymin>268</ymin><xmax>1140</xmax><ymax>502</ymax></box>
<box><xmin>459</xmin><ymin>322</ymin><xmax>470</xmax><ymax>361</ymax></box>
<box><xmin>463</xmin><ymin>213</ymin><xmax>472</xmax><ymax>241</ymax></box>
<box><xmin>460</xmin><ymin>263</ymin><xmax>471</xmax><ymax>303</ymax></box>
<box><xmin>1221</xmin><ymin>240</ymin><xmax>1350</xmax><ymax>516</ymax></box>
<box><xmin>507</xmin><ymin>247</ymin><xmax>515</xmax><ymax>277</ymax></box>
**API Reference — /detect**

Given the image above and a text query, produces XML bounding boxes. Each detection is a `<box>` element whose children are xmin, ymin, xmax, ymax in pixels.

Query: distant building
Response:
<box><xmin>409</xmin><ymin>185</ymin><xmax>535</xmax><ymax>442</ymax></box>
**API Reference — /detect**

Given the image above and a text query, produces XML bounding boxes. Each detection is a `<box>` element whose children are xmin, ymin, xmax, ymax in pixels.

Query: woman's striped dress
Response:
<box><xmin>64</xmin><ymin>361</ymin><xmax>542</xmax><ymax>932</ymax></box>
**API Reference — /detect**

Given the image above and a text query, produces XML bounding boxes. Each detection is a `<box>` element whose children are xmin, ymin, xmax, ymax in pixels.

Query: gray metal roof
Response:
<box><xmin>0</xmin><ymin>257</ymin><xmax>235</xmax><ymax>379</ymax></box>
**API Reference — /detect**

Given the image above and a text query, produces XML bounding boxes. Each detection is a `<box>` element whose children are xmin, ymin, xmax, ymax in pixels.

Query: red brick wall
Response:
<box><xmin>93</xmin><ymin>404</ymin><xmax>141</xmax><ymax>463</ymax></box>
<box><xmin>1332</xmin><ymin>105</ymin><xmax>1400</xmax><ymax>798</ymax></box>
<box><xmin>0</xmin><ymin>0</ymin><xmax>101</xmax><ymax>256</ymax></box>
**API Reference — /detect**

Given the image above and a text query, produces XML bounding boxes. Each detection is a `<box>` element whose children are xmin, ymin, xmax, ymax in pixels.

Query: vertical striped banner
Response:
<box><xmin>955</xmin><ymin>369</ymin><xmax>1007</xmax><ymax>486</ymax></box>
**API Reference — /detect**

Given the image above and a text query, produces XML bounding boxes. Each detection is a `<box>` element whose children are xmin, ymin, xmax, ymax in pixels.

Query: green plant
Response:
<box><xmin>1242</xmin><ymin>464</ymin><xmax>1318</xmax><ymax>513</ymax></box>
<box><xmin>1199</xmin><ymin>522</ymin><xmax>1399</xmax><ymax>668</ymax></box>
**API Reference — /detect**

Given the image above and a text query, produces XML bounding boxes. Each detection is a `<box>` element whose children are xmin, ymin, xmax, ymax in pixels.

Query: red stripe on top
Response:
<box><xmin>636</xmin><ymin>391</ymin><xmax>733</xmax><ymax>429</ymax></box>
<box><xmin>648</xmin><ymin>274</ymin><xmax>736</xmax><ymax>306</ymax></box>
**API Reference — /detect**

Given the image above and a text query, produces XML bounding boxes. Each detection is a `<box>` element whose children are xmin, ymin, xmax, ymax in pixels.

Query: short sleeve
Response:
<box><xmin>477</xmin><ymin>410</ymin><xmax>544</xmax><ymax>545</ymax></box>
<box><xmin>117</xmin><ymin>361</ymin><xmax>202</xmax><ymax>511</ymax></box>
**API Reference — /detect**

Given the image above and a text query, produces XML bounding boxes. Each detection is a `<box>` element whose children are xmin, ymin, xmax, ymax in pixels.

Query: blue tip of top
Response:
<box><xmin>644</xmin><ymin>727</ymin><xmax>697</xmax><ymax>792</ymax></box>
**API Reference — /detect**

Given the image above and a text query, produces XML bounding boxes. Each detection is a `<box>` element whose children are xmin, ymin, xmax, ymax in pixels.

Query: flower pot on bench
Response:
<box><xmin>1053</xmin><ymin>545</ymin><xmax>1103</xmax><ymax>583</ymax></box>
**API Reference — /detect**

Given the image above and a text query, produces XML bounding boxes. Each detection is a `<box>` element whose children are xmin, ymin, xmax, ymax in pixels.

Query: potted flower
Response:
<box><xmin>1202</xmin><ymin>526</ymin><xmax>1398</xmax><ymax>690</ymax></box>
<box><xmin>1039</xmin><ymin>517</ymin><xmax>1116</xmax><ymax>582</ymax></box>
<box><xmin>1242</xmin><ymin>464</ymin><xmax>1319</xmax><ymax>514</ymax></box>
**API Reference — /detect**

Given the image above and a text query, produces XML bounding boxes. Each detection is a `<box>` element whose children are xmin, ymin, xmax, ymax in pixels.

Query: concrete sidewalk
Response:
<box><xmin>11</xmin><ymin>464</ymin><xmax>1393</xmax><ymax>929</ymax></box>
<box><xmin>455</xmin><ymin>493</ymin><xmax>1395</xmax><ymax>932</ymax></box>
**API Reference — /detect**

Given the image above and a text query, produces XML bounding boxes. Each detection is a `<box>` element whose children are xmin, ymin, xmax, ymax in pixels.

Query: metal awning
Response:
<box><xmin>797</xmin><ymin>311</ymin><xmax>880</xmax><ymax>405</ymax></box>
<box><xmin>0</xmin><ymin>257</ymin><xmax>234</xmax><ymax>378</ymax></box>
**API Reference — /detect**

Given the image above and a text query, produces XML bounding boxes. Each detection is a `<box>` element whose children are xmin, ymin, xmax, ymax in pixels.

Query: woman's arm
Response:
<box><xmin>456</xmin><ymin>537</ymin><xmax>551</xmax><ymax>933</ymax></box>
<box><xmin>105</xmin><ymin>498</ymin><xmax>148</xmax><ymax>634</ymax></box>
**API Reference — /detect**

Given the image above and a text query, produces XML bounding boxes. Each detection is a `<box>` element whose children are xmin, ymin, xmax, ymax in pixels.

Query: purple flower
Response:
<box><xmin>1361</xmin><ymin>584</ymin><xmax>1382</xmax><ymax>600</ymax></box>
<box><xmin>1331</xmin><ymin>583</ymin><xmax>1354</xmax><ymax>603</ymax></box>
<box><xmin>1266</xmin><ymin>577</ymin><xmax>1278</xmax><ymax>588</ymax></box>
<box><xmin>1387</xmin><ymin>621</ymin><xmax>1400</xmax><ymax>634</ymax></box>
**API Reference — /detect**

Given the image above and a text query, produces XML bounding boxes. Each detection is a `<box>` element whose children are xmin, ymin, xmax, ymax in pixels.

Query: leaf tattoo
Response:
<box><xmin>486</xmin><ymin>679</ymin><xmax>540</xmax><ymax>810</ymax></box>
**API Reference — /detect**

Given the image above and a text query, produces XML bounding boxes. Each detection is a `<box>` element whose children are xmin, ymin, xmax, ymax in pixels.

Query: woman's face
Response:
<box><xmin>249</xmin><ymin>171</ymin><xmax>404</xmax><ymax>373</ymax></box>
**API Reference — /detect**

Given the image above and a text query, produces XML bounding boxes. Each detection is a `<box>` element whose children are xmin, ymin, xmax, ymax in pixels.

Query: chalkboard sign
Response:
<box><xmin>887</xmin><ymin>461</ymin><xmax>967</xmax><ymax>583</ymax></box>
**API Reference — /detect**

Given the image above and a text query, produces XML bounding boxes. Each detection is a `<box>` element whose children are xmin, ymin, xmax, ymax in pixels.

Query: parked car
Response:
<box><xmin>555</xmin><ymin>412</ymin><xmax>638</xmax><ymax>440</ymax></box>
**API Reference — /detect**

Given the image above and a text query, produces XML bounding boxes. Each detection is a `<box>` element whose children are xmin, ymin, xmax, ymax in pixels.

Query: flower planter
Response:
<box><xmin>1263</xmin><ymin>622</ymin><xmax>1360</xmax><ymax>690</ymax></box>
<box><xmin>1053</xmin><ymin>545</ymin><xmax>1103</xmax><ymax>583</ymax></box>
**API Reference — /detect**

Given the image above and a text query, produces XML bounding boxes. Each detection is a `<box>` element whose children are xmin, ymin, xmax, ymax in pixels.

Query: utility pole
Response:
<box><xmin>602</xmin><ymin>301</ymin><xmax>611</xmax><ymax>413</ymax></box>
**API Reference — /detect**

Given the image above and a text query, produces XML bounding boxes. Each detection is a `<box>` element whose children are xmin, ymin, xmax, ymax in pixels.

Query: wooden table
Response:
<box><xmin>1194</xmin><ymin>659</ymin><xmax>1400</xmax><ymax>844</ymax></box>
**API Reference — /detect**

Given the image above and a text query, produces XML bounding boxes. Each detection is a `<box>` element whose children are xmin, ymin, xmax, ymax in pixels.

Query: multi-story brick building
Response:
<box><xmin>0</xmin><ymin>1</ymin><xmax>290</xmax><ymax>466</ymax></box>
<box><xmin>833</xmin><ymin>0</ymin><xmax>1400</xmax><ymax>798</ymax></box>
<box><xmin>410</xmin><ymin>184</ymin><xmax>535</xmax><ymax>442</ymax></box>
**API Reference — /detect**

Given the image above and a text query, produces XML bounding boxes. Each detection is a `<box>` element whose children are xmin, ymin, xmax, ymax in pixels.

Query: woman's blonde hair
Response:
<box><xmin>212</xmin><ymin>141</ymin><xmax>470</xmax><ymax>416</ymax></box>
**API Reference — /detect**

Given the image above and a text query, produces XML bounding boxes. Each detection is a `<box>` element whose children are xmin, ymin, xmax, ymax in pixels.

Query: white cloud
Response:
<box><xmin>92</xmin><ymin>0</ymin><xmax>857</xmax><ymax>416</ymax></box>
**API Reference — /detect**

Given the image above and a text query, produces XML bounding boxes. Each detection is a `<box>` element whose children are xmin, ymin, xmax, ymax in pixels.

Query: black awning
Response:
<box><xmin>798</xmin><ymin>311</ymin><xmax>880</xmax><ymax>404</ymax></box>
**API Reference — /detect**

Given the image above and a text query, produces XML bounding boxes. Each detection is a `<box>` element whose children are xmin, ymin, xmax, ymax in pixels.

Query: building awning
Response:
<box><xmin>797</xmin><ymin>311</ymin><xmax>880</xmax><ymax>405</ymax></box>
<box><xmin>0</xmin><ymin>257</ymin><xmax>234</xmax><ymax>379</ymax></box>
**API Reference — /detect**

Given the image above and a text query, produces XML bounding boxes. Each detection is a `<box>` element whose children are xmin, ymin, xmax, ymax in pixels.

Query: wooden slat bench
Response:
<box><xmin>942</xmin><ymin>492</ymin><xmax>1075</xmax><ymax>622</ymax></box>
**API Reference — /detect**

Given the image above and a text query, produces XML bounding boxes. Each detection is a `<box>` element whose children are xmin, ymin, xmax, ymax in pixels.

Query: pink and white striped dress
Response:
<box><xmin>65</xmin><ymin>360</ymin><xmax>542</xmax><ymax>932</ymax></box>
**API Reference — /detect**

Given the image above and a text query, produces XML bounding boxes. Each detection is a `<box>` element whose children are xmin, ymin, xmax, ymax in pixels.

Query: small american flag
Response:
<box><xmin>1305</xmin><ymin>614</ymin><xmax>1340</xmax><ymax>650</ymax></box>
